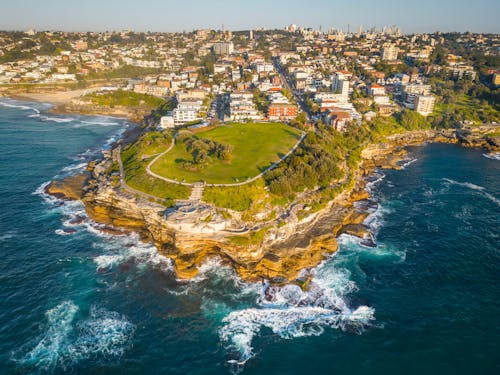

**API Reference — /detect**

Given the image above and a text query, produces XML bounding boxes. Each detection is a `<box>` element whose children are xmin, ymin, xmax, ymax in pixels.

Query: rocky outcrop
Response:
<box><xmin>45</xmin><ymin>174</ymin><xmax>89</xmax><ymax>200</ymax></box>
<box><xmin>48</xmin><ymin>125</ymin><xmax>500</xmax><ymax>284</ymax></box>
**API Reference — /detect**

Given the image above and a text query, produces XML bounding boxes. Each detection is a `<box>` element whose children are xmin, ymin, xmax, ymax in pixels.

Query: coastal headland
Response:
<box><xmin>44</xmin><ymin>117</ymin><xmax>500</xmax><ymax>284</ymax></box>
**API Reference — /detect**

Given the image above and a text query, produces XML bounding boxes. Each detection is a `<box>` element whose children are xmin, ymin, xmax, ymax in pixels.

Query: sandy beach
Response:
<box><xmin>10</xmin><ymin>89</ymin><xmax>89</xmax><ymax>105</ymax></box>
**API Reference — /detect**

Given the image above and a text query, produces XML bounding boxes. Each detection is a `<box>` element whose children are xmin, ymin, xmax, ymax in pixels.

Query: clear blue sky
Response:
<box><xmin>2</xmin><ymin>0</ymin><xmax>499</xmax><ymax>34</ymax></box>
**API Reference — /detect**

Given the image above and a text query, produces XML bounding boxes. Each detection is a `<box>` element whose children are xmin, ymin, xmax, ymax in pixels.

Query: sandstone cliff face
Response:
<box><xmin>49</xmin><ymin>126</ymin><xmax>500</xmax><ymax>284</ymax></box>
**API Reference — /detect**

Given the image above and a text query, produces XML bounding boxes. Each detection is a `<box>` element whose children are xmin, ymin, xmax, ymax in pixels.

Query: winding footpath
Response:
<box><xmin>115</xmin><ymin>146</ymin><xmax>172</xmax><ymax>203</ymax></box>
<box><xmin>144</xmin><ymin>130</ymin><xmax>307</xmax><ymax>188</ymax></box>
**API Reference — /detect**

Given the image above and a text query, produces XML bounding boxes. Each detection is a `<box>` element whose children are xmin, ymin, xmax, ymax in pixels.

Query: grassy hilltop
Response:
<box><xmin>150</xmin><ymin>123</ymin><xmax>302</xmax><ymax>184</ymax></box>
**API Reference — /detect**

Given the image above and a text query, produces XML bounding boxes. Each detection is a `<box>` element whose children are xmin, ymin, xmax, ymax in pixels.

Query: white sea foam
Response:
<box><xmin>365</xmin><ymin>171</ymin><xmax>386</xmax><ymax>194</ymax></box>
<box><xmin>337</xmin><ymin>234</ymin><xmax>406</xmax><ymax>261</ymax></box>
<box><xmin>93</xmin><ymin>236</ymin><xmax>173</xmax><ymax>273</ymax></box>
<box><xmin>400</xmin><ymin>158</ymin><xmax>418</xmax><ymax>169</ymax></box>
<box><xmin>40</xmin><ymin>115</ymin><xmax>75</xmax><ymax>123</ymax></box>
<box><xmin>70</xmin><ymin>306</ymin><xmax>135</xmax><ymax>361</ymax></box>
<box><xmin>61</xmin><ymin>162</ymin><xmax>88</xmax><ymax>173</ymax></box>
<box><xmin>442</xmin><ymin>178</ymin><xmax>500</xmax><ymax>206</ymax></box>
<box><xmin>218</xmin><ymin>256</ymin><xmax>375</xmax><ymax>366</ymax></box>
<box><xmin>0</xmin><ymin>100</ymin><xmax>42</xmax><ymax>114</ymax></box>
<box><xmin>483</xmin><ymin>152</ymin><xmax>500</xmax><ymax>161</ymax></box>
<box><xmin>14</xmin><ymin>301</ymin><xmax>79</xmax><ymax>372</ymax></box>
<box><xmin>79</xmin><ymin>119</ymin><xmax>121</xmax><ymax>127</ymax></box>
<box><xmin>14</xmin><ymin>301</ymin><xmax>135</xmax><ymax>372</ymax></box>
<box><xmin>55</xmin><ymin>229</ymin><xmax>75</xmax><ymax>236</ymax></box>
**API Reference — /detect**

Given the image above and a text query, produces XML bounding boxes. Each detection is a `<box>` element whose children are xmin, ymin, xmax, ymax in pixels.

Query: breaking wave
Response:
<box><xmin>0</xmin><ymin>99</ymin><xmax>43</xmax><ymax>114</ymax></box>
<box><xmin>32</xmin><ymin>114</ymin><xmax>76</xmax><ymax>123</ymax></box>
<box><xmin>365</xmin><ymin>170</ymin><xmax>386</xmax><ymax>194</ymax></box>
<box><xmin>218</xmin><ymin>258</ymin><xmax>375</xmax><ymax>368</ymax></box>
<box><xmin>79</xmin><ymin>119</ymin><xmax>122</xmax><ymax>127</ymax></box>
<box><xmin>61</xmin><ymin>162</ymin><xmax>88</xmax><ymax>173</ymax></box>
<box><xmin>13</xmin><ymin>301</ymin><xmax>135</xmax><ymax>372</ymax></box>
<box><xmin>92</xmin><ymin>233</ymin><xmax>173</xmax><ymax>273</ymax></box>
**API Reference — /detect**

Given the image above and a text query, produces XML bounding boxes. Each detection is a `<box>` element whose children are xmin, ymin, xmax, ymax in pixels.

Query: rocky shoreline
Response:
<box><xmin>45</xmin><ymin>125</ymin><xmax>500</xmax><ymax>284</ymax></box>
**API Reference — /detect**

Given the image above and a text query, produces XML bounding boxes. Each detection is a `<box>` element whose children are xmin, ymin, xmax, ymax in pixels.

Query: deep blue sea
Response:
<box><xmin>1</xmin><ymin>98</ymin><xmax>499</xmax><ymax>375</ymax></box>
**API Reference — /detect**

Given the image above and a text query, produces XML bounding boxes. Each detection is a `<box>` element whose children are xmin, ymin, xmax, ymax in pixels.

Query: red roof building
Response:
<box><xmin>268</xmin><ymin>103</ymin><xmax>298</xmax><ymax>121</ymax></box>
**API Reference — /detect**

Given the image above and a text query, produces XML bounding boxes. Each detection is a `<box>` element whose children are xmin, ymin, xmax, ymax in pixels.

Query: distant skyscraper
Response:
<box><xmin>249</xmin><ymin>30</ymin><xmax>253</xmax><ymax>40</ymax></box>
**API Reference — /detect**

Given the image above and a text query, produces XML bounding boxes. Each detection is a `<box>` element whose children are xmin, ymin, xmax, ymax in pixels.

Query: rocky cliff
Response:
<box><xmin>48</xmin><ymin>126</ymin><xmax>500</xmax><ymax>284</ymax></box>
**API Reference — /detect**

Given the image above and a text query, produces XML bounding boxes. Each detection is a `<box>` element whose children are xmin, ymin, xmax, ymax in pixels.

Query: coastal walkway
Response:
<box><xmin>115</xmin><ymin>146</ymin><xmax>172</xmax><ymax>204</ymax></box>
<box><xmin>143</xmin><ymin>130</ymin><xmax>307</xmax><ymax>188</ymax></box>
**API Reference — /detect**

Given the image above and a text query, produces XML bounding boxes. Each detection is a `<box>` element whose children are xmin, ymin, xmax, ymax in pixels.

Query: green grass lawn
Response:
<box><xmin>151</xmin><ymin>122</ymin><xmax>302</xmax><ymax>184</ymax></box>
<box><xmin>434</xmin><ymin>94</ymin><xmax>499</xmax><ymax>124</ymax></box>
<box><xmin>84</xmin><ymin>89</ymin><xmax>166</xmax><ymax>110</ymax></box>
<box><xmin>121</xmin><ymin>132</ymin><xmax>190</xmax><ymax>205</ymax></box>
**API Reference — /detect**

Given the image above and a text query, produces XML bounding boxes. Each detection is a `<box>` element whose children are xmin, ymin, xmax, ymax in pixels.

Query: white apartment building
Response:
<box><xmin>229</xmin><ymin>92</ymin><xmax>263</xmax><ymax>121</ymax></box>
<box><xmin>173</xmin><ymin>99</ymin><xmax>203</xmax><ymax>125</ymax></box>
<box><xmin>382</xmin><ymin>44</ymin><xmax>399</xmax><ymax>61</ymax></box>
<box><xmin>415</xmin><ymin>95</ymin><xmax>436</xmax><ymax>116</ymax></box>
<box><xmin>212</xmin><ymin>41</ymin><xmax>234</xmax><ymax>55</ymax></box>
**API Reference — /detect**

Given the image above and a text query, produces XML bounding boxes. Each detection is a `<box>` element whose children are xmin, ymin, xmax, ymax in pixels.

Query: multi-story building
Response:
<box><xmin>266</xmin><ymin>92</ymin><xmax>298</xmax><ymax>121</ymax></box>
<box><xmin>213</xmin><ymin>41</ymin><xmax>234</xmax><ymax>56</ymax></box>
<box><xmin>382</xmin><ymin>43</ymin><xmax>399</xmax><ymax>61</ymax></box>
<box><xmin>229</xmin><ymin>91</ymin><xmax>262</xmax><ymax>121</ymax></box>
<box><xmin>415</xmin><ymin>95</ymin><xmax>436</xmax><ymax>116</ymax></box>
<box><xmin>331</xmin><ymin>70</ymin><xmax>352</xmax><ymax>98</ymax></box>
<box><xmin>448</xmin><ymin>64</ymin><xmax>477</xmax><ymax>80</ymax></box>
<box><xmin>172</xmin><ymin>98</ymin><xmax>204</xmax><ymax>125</ymax></box>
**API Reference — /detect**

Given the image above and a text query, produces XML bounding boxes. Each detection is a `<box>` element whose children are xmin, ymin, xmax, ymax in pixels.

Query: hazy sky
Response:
<box><xmin>2</xmin><ymin>0</ymin><xmax>499</xmax><ymax>34</ymax></box>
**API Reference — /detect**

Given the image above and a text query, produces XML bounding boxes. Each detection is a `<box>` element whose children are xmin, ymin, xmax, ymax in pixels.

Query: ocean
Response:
<box><xmin>0</xmin><ymin>98</ymin><xmax>499</xmax><ymax>375</ymax></box>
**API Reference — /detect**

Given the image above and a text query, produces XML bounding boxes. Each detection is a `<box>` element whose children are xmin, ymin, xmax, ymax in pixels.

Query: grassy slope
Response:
<box><xmin>121</xmin><ymin>132</ymin><xmax>190</xmax><ymax>204</ymax></box>
<box><xmin>84</xmin><ymin>90</ymin><xmax>166</xmax><ymax>110</ymax></box>
<box><xmin>434</xmin><ymin>94</ymin><xmax>499</xmax><ymax>123</ymax></box>
<box><xmin>151</xmin><ymin>123</ymin><xmax>302</xmax><ymax>184</ymax></box>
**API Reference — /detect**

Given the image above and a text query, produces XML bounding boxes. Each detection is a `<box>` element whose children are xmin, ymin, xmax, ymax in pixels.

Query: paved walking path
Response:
<box><xmin>143</xmin><ymin>130</ymin><xmax>307</xmax><ymax>188</ymax></box>
<box><xmin>115</xmin><ymin>146</ymin><xmax>171</xmax><ymax>204</ymax></box>
<box><xmin>189</xmin><ymin>182</ymin><xmax>205</xmax><ymax>201</ymax></box>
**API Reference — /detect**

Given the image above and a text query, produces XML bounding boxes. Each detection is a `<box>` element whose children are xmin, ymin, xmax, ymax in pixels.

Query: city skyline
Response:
<box><xmin>2</xmin><ymin>0</ymin><xmax>499</xmax><ymax>34</ymax></box>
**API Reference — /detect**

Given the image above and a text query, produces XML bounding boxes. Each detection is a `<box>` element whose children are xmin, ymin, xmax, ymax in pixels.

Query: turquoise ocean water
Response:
<box><xmin>0</xmin><ymin>99</ymin><xmax>499</xmax><ymax>374</ymax></box>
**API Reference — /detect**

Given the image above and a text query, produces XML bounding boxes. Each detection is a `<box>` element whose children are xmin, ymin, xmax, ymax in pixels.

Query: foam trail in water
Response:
<box><xmin>400</xmin><ymin>158</ymin><xmax>418</xmax><ymax>169</ymax></box>
<box><xmin>442</xmin><ymin>178</ymin><xmax>500</xmax><ymax>206</ymax></box>
<box><xmin>13</xmin><ymin>301</ymin><xmax>135</xmax><ymax>372</ymax></box>
<box><xmin>483</xmin><ymin>152</ymin><xmax>500</xmax><ymax>161</ymax></box>
<box><xmin>38</xmin><ymin>115</ymin><xmax>75</xmax><ymax>123</ymax></box>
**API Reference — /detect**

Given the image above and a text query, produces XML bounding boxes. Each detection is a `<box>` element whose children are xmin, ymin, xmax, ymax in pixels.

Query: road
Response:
<box><xmin>272</xmin><ymin>57</ymin><xmax>312</xmax><ymax>122</ymax></box>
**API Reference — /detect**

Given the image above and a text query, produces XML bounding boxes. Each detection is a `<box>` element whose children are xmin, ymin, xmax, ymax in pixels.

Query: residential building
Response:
<box><xmin>160</xmin><ymin>115</ymin><xmax>175</xmax><ymax>129</ymax></box>
<box><xmin>229</xmin><ymin>91</ymin><xmax>262</xmax><ymax>121</ymax></box>
<box><xmin>213</xmin><ymin>41</ymin><xmax>234</xmax><ymax>55</ymax></box>
<box><xmin>415</xmin><ymin>95</ymin><xmax>436</xmax><ymax>116</ymax></box>
<box><xmin>268</xmin><ymin>103</ymin><xmax>298</xmax><ymax>121</ymax></box>
<box><xmin>382</xmin><ymin>44</ymin><xmax>399</xmax><ymax>61</ymax></box>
